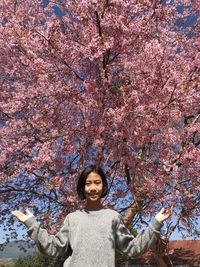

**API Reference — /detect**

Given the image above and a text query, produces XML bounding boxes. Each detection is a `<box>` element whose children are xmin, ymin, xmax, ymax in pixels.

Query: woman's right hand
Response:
<box><xmin>11</xmin><ymin>209</ymin><xmax>34</xmax><ymax>223</ymax></box>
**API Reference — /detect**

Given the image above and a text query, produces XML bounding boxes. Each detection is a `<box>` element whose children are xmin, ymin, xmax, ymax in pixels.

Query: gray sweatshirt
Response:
<box><xmin>24</xmin><ymin>208</ymin><xmax>163</xmax><ymax>267</ymax></box>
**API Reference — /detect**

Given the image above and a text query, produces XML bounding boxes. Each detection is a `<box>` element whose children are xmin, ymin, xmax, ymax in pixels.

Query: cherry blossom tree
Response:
<box><xmin>0</xmin><ymin>0</ymin><xmax>199</xmax><ymax>251</ymax></box>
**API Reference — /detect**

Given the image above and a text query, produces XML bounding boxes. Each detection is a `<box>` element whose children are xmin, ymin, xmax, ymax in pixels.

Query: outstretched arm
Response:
<box><xmin>12</xmin><ymin>209</ymin><xmax>70</xmax><ymax>257</ymax></box>
<box><xmin>116</xmin><ymin>206</ymin><xmax>173</xmax><ymax>257</ymax></box>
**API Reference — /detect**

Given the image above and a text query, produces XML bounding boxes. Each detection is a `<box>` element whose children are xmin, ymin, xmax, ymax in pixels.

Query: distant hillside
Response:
<box><xmin>0</xmin><ymin>258</ymin><xmax>15</xmax><ymax>266</ymax></box>
<box><xmin>0</xmin><ymin>240</ymin><xmax>37</xmax><ymax>259</ymax></box>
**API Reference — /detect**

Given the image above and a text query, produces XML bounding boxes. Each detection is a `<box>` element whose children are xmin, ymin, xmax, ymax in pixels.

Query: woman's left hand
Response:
<box><xmin>155</xmin><ymin>206</ymin><xmax>173</xmax><ymax>223</ymax></box>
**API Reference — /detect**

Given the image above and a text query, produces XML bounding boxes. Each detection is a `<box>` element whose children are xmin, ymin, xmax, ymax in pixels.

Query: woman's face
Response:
<box><xmin>84</xmin><ymin>172</ymin><xmax>103</xmax><ymax>202</ymax></box>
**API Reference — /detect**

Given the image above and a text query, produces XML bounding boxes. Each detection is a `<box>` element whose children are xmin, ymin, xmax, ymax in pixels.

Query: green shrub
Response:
<box><xmin>13</xmin><ymin>253</ymin><xmax>64</xmax><ymax>267</ymax></box>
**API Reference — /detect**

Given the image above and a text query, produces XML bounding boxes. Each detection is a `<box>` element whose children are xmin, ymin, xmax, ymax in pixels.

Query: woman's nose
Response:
<box><xmin>90</xmin><ymin>184</ymin><xmax>97</xmax><ymax>191</ymax></box>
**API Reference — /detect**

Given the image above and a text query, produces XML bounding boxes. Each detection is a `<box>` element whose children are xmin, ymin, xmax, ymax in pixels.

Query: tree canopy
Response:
<box><xmin>0</xmin><ymin>0</ymin><xmax>199</xmax><ymax>241</ymax></box>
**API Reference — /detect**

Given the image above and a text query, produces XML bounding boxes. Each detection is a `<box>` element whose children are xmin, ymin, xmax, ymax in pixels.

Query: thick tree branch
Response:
<box><xmin>0</xmin><ymin>185</ymin><xmax>63</xmax><ymax>205</ymax></box>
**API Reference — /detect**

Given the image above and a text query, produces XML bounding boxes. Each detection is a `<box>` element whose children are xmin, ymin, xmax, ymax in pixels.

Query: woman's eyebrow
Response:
<box><xmin>86</xmin><ymin>179</ymin><xmax>102</xmax><ymax>182</ymax></box>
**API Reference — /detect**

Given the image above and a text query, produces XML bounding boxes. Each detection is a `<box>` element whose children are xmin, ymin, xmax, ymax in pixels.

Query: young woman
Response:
<box><xmin>12</xmin><ymin>165</ymin><xmax>172</xmax><ymax>267</ymax></box>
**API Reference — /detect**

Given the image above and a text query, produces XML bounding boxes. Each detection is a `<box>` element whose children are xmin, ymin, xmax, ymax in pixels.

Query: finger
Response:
<box><xmin>26</xmin><ymin>209</ymin><xmax>32</xmax><ymax>215</ymax></box>
<box><xmin>166</xmin><ymin>209</ymin><xmax>172</xmax><ymax>218</ymax></box>
<box><xmin>170</xmin><ymin>205</ymin><xmax>174</xmax><ymax>213</ymax></box>
<box><xmin>164</xmin><ymin>209</ymin><xmax>170</xmax><ymax>215</ymax></box>
<box><xmin>164</xmin><ymin>206</ymin><xmax>173</xmax><ymax>215</ymax></box>
<box><xmin>11</xmin><ymin>210</ymin><xmax>20</xmax><ymax>216</ymax></box>
<box><xmin>11</xmin><ymin>210</ymin><xmax>23</xmax><ymax>217</ymax></box>
<box><xmin>160</xmin><ymin>207</ymin><xmax>165</xmax><ymax>214</ymax></box>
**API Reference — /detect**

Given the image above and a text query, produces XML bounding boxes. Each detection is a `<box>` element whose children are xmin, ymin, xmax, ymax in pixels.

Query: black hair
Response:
<box><xmin>77</xmin><ymin>165</ymin><xmax>108</xmax><ymax>200</ymax></box>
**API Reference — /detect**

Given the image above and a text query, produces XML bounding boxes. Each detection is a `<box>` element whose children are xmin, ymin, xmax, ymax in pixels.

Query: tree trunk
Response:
<box><xmin>122</xmin><ymin>164</ymin><xmax>173</xmax><ymax>267</ymax></box>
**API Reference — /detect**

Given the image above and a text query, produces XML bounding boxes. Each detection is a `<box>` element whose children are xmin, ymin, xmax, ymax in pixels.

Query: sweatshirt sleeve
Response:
<box><xmin>23</xmin><ymin>215</ymin><xmax>70</xmax><ymax>257</ymax></box>
<box><xmin>115</xmin><ymin>216</ymin><xmax>163</xmax><ymax>257</ymax></box>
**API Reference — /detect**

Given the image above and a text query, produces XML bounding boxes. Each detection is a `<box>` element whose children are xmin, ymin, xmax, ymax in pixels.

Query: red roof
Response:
<box><xmin>169</xmin><ymin>240</ymin><xmax>200</xmax><ymax>265</ymax></box>
<box><xmin>116</xmin><ymin>240</ymin><xmax>200</xmax><ymax>266</ymax></box>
